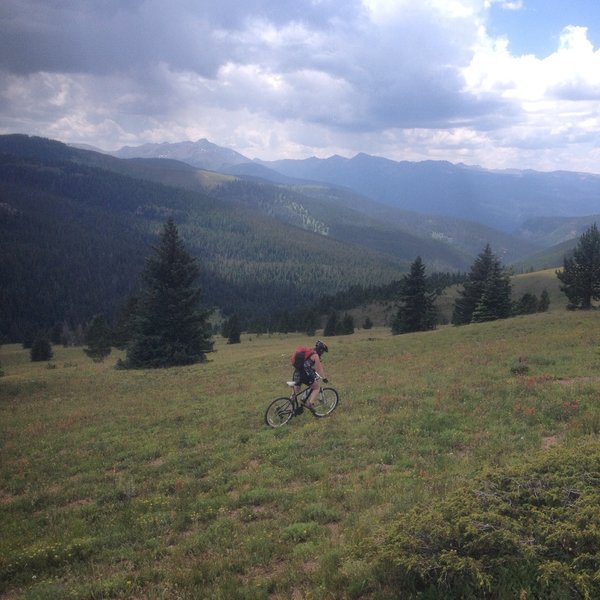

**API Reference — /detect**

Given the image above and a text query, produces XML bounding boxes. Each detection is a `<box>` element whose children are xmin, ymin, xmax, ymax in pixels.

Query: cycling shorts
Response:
<box><xmin>293</xmin><ymin>366</ymin><xmax>315</xmax><ymax>386</ymax></box>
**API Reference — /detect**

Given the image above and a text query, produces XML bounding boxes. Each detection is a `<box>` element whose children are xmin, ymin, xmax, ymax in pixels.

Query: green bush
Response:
<box><xmin>370</xmin><ymin>442</ymin><xmax>600</xmax><ymax>599</ymax></box>
<box><xmin>510</xmin><ymin>356</ymin><xmax>529</xmax><ymax>375</ymax></box>
<box><xmin>299</xmin><ymin>504</ymin><xmax>340</xmax><ymax>524</ymax></box>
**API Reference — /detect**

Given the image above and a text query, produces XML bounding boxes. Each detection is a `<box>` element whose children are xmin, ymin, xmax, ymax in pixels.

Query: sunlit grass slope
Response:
<box><xmin>2</xmin><ymin>309</ymin><xmax>600</xmax><ymax>598</ymax></box>
<box><xmin>511</xmin><ymin>267</ymin><xmax>566</xmax><ymax>309</ymax></box>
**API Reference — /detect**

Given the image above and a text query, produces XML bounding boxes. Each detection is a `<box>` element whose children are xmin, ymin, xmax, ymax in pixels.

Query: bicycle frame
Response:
<box><xmin>265</xmin><ymin>373</ymin><xmax>338</xmax><ymax>427</ymax></box>
<box><xmin>286</xmin><ymin>373</ymin><xmax>322</xmax><ymax>408</ymax></box>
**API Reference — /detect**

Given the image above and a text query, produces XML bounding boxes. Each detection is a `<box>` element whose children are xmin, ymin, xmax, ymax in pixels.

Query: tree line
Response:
<box><xmin>391</xmin><ymin>222</ymin><xmax>600</xmax><ymax>337</ymax></box>
<box><xmin>28</xmin><ymin>221</ymin><xmax>600</xmax><ymax>368</ymax></box>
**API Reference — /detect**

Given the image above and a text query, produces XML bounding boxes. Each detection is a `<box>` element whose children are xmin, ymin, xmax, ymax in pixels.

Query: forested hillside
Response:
<box><xmin>0</xmin><ymin>138</ymin><xmax>407</xmax><ymax>342</ymax></box>
<box><xmin>103</xmin><ymin>138</ymin><xmax>542</xmax><ymax>266</ymax></box>
<box><xmin>3</xmin><ymin>134</ymin><xmax>527</xmax><ymax>272</ymax></box>
<box><xmin>0</xmin><ymin>134</ymin><xmax>574</xmax><ymax>343</ymax></box>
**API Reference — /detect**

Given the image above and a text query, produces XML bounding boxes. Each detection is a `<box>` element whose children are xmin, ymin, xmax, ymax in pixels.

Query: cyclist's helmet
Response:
<box><xmin>315</xmin><ymin>340</ymin><xmax>328</xmax><ymax>356</ymax></box>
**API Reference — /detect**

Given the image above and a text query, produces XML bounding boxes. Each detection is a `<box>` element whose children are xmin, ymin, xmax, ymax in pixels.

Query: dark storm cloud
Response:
<box><xmin>0</xmin><ymin>0</ymin><xmax>362</xmax><ymax>76</ymax></box>
<box><xmin>0</xmin><ymin>0</ymin><xmax>225</xmax><ymax>76</ymax></box>
<box><xmin>0</xmin><ymin>0</ymin><xmax>508</xmax><ymax>135</ymax></box>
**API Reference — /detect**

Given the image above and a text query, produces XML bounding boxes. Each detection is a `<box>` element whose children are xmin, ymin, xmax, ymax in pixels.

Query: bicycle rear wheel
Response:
<box><xmin>312</xmin><ymin>387</ymin><xmax>339</xmax><ymax>417</ymax></box>
<box><xmin>265</xmin><ymin>396</ymin><xmax>294</xmax><ymax>428</ymax></box>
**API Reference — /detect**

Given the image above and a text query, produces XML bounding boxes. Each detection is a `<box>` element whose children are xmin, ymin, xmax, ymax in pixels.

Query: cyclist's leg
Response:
<box><xmin>292</xmin><ymin>369</ymin><xmax>302</xmax><ymax>397</ymax></box>
<box><xmin>306</xmin><ymin>379</ymin><xmax>320</xmax><ymax>408</ymax></box>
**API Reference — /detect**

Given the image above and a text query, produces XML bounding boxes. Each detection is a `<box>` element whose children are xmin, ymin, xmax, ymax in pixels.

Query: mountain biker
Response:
<box><xmin>293</xmin><ymin>340</ymin><xmax>329</xmax><ymax>412</ymax></box>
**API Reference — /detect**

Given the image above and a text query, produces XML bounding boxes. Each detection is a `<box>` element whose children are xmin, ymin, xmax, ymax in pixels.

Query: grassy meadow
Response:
<box><xmin>2</xmin><ymin>306</ymin><xmax>600</xmax><ymax>598</ymax></box>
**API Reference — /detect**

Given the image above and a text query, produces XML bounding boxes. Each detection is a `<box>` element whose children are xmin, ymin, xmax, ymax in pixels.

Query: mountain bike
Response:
<box><xmin>264</xmin><ymin>374</ymin><xmax>339</xmax><ymax>428</ymax></box>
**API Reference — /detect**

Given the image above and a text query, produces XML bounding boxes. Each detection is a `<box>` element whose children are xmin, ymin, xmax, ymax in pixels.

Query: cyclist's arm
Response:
<box><xmin>312</xmin><ymin>354</ymin><xmax>326</xmax><ymax>379</ymax></box>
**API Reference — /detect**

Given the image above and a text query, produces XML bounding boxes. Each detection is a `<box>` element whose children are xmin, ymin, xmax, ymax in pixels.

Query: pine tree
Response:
<box><xmin>124</xmin><ymin>218</ymin><xmax>213</xmax><ymax>368</ymax></box>
<box><xmin>538</xmin><ymin>289</ymin><xmax>550</xmax><ymax>312</ymax></box>
<box><xmin>392</xmin><ymin>256</ymin><xmax>437</xmax><ymax>334</ymax></box>
<box><xmin>452</xmin><ymin>244</ymin><xmax>511</xmax><ymax>325</ymax></box>
<box><xmin>323</xmin><ymin>312</ymin><xmax>339</xmax><ymax>336</ymax></box>
<box><xmin>471</xmin><ymin>264</ymin><xmax>512</xmax><ymax>322</ymax></box>
<box><xmin>30</xmin><ymin>336</ymin><xmax>53</xmax><ymax>362</ymax></box>
<box><xmin>84</xmin><ymin>314</ymin><xmax>113</xmax><ymax>362</ymax></box>
<box><xmin>341</xmin><ymin>313</ymin><xmax>355</xmax><ymax>335</ymax></box>
<box><xmin>223</xmin><ymin>314</ymin><xmax>241</xmax><ymax>344</ymax></box>
<box><xmin>514</xmin><ymin>293</ymin><xmax>539</xmax><ymax>315</ymax></box>
<box><xmin>556</xmin><ymin>223</ymin><xmax>600</xmax><ymax>309</ymax></box>
<box><xmin>302</xmin><ymin>311</ymin><xmax>320</xmax><ymax>337</ymax></box>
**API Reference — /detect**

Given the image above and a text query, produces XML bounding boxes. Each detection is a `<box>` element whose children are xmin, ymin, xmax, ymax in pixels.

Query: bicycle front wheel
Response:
<box><xmin>265</xmin><ymin>396</ymin><xmax>294</xmax><ymax>428</ymax></box>
<box><xmin>312</xmin><ymin>387</ymin><xmax>339</xmax><ymax>417</ymax></box>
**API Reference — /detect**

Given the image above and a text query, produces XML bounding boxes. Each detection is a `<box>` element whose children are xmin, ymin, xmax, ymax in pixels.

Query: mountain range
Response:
<box><xmin>110</xmin><ymin>139</ymin><xmax>600</xmax><ymax>237</ymax></box>
<box><xmin>2</xmin><ymin>134</ymin><xmax>598</xmax><ymax>341</ymax></box>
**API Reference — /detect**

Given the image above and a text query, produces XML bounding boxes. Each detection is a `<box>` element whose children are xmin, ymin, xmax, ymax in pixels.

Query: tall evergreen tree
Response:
<box><xmin>341</xmin><ymin>313</ymin><xmax>355</xmax><ymax>335</ymax></box>
<box><xmin>471</xmin><ymin>263</ymin><xmax>512</xmax><ymax>323</ymax></box>
<box><xmin>452</xmin><ymin>244</ymin><xmax>511</xmax><ymax>325</ymax></box>
<box><xmin>124</xmin><ymin>218</ymin><xmax>213</xmax><ymax>368</ymax></box>
<box><xmin>302</xmin><ymin>310</ymin><xmax>320</xmax><ymax>337</ymax></box>
<box><xmin>323</xmin><ymin>312</ymin><xmax>339</xmax><ymax>336</ymax></box>
<box><xmin>222</xmin><ymin>314</ymin><xmax>241</xmax><ymax>344</ymax></box>
<box><xmin>556</xmin><ymin>223</ymin><xmax>600</xmax><ymax>309</ymax></box>
<box><xmin>83</xmin><ymin>314</ymin><xmax>113</xmax><ymax>362</ymax></box>
<box><xmin>392</xmin><ymin>256</ymin><xmax>437</xmax><ymax>334</ymax></box>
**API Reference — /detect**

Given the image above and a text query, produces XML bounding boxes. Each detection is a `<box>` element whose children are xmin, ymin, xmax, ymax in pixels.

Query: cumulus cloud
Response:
<box><xmin>0</xmin><ymin>0</ymin><xmax>599</xmax><ymax>172</ymax></box>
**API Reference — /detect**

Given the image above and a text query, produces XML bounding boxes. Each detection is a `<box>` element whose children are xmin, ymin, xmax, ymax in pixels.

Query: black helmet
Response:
<box><xmin>315</xmin><ymin>340</ymin><xmax>328</xmax><ymax>355</ymax></box>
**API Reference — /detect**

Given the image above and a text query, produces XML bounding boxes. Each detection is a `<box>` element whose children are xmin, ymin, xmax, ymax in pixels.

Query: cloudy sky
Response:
<box><xmin>2</xmin><ymin>0</ymin><xmax>600</xmax><ymax>173</ymax></box>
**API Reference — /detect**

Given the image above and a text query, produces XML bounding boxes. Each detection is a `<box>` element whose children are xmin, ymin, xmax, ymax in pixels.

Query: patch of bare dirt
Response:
<box><xmin>542</xmin><ymin>435</ymin><xmax>560</xmax><ymax>449</ymax></box>
<box><xmin>302</xmin><ymin>559</ymin><xmax>320</xmax><ymax>574</ymax></box>
<box><xmin>0</xmin><ymin>491</ymin><xmax>15</xmax><ymax>506</ymax></box>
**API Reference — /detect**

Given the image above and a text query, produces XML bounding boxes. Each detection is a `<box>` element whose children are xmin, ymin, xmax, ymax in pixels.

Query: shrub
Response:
<box><xmin>510</xmin><ymin>356</ymin><xmax>529</xmax><ymax>375</ymax></box>
<box><xmin>282</xmin><ymin>522</ymin><xmax>321</xmax><ymax>543</ymax></box>
<box><xmin>299</xmin><ymin>504</ymin><xmax>340</xmax><ymax>524</ymax></box>
<box><xmin>369</xmin><ymin>442</ymin><xmax>600</xmax><ymax>599</ymax></box>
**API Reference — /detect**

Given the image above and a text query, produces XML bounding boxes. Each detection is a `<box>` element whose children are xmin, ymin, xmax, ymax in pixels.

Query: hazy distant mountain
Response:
<box><xmin>259</xmin><ymin>154</ymin><xmax>600</xmax><ymax>233</ymax></box>
<box><xmin>223</xmin><ymin>161</ymin><xmax>308</xmax><ymax>185</ymax></box>
<box><xmin>106</xmin><ymin>146</ymin><xmax>540</xmax><ymax>267</ymax></box>
<box><xmin>109</xmin><ymin>139</ymin><xmax>600</xmax><ymax>235</ymax></box>
<box><xmin>113</xmin><ymin>139</ymin><xmax>251</xmax><ymax>172</ymax></box>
